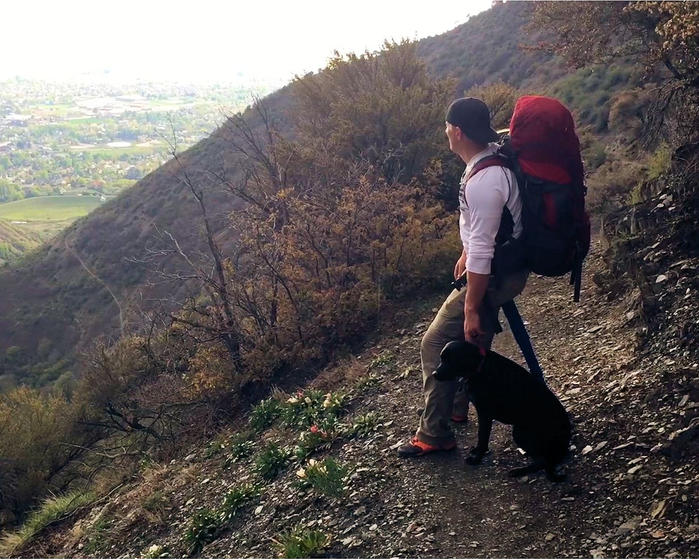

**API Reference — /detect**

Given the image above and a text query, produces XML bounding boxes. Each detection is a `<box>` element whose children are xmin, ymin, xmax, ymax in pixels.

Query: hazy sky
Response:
<box><xmin>2</xmin><ymin>0</ymin><xmax>492</xmax><ymax>85</ymax></box>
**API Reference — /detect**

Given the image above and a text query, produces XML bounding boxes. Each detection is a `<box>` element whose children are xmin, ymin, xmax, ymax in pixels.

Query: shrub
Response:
<box><xmin>294</xmin><ymin>419</ymin><xmax>342</xmax><ymax>460</ymax></box>
<box><xmin>254</xmin><ymin>443</ymin><xmax>291</xmax><ymax>480</ymax></box>
<box><xmin>647</xmin><ymin>144</ymin><xmax>672</xmax><ymax>181</ymax></box>
<box><xmin>0</xmin><ymin>386</ymin><xmax>86</xmax><ymax>516</ymax></box>
<box><xmin>225</xmin><ymin>434</ymin><xmax>256</xmax><ymax>465</ymax></box>
<box><xmin>349</xmin><ymin>412</ymin><xmax>382</xmax><ymax>438</ymax></box>
<box><xmin>272</xmin><ymin>525</ymin><xmax>331</xmax><ymax>559</ymax></box>
<box><xmin>185</xmin><ymin>508</ymin><xmax>221</xmax><ymax>555</ymax></box>
<box><xmin>296</xmin><ymin>458</ymin><xmax>349</xmax><ymax>498</ymax></box>
<box><xmin>249</xmin><ymin>397</ymin><xmax>282</xmax><ymax>432</ymax></box>
<box><xmin>219</xmin><ymin>483</ymin><xmax>260</xmax><ymax>523</ymax></box>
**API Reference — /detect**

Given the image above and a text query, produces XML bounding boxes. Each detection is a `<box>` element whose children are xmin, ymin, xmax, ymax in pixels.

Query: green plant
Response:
<box><xmin>272</xmin><ymin>525</ymin><xmax>331</xmax><ymax>558</ymax></box>
<box><xmin>219</xmin><ymin>483</ymin><xmax>260</xmax><ymax>522</ymax></box>
<box><xmin>647</xmin><ymin>143</ymin><xmax>672</xmax><ymax>181</ymax></box>
<box><xmin>296</xmin><ymin>458</ymin><xmax>349</xmax><ymax>498</ymax></box>
<box><xmin>354</xmin><ymin>373</ymin><xmax>381</xmax><ymax>391</ymax></box>
<box><xmin>254</xmin><ymin>443</ymin><xmax>291</xmax><ymax>480</ymax></box>
<box><xmin>185</xmin><ymin>508</ymin><xmax>221</xmax><ymax>555</ymax></box>
<box><xmin>349</xmin><ymin>412</ymin><xmax>382</xmax><ymax>437</ymax></box>
<box><xmin>368</xmin><ymin>351</ymin><xmax>395</xmax><ymax>371</ymax></box>
<box><xmin>141</xmin><ymin>490</ymin><xmax>171</xmax><ymax>524</ymax></box>
<box><xmin>225</xmin><ymin>435</ymin><xmax>256</xmax><ymax>465</ymax></box>
<box><xmin>204</xmin><ymin>434</ymin><xmax>228</xmax><ymax>458</ymax></box>
<box><xmin>0</xmin><ymin>491</ymin><xmax>95</xmax><ymax>556</ymax></box>
<box><xmin>83</xmin><ymin>511</ymin><xmax>114</xmax><ymax>555</ymax></box>
<box><xmin>294</xmin><ymin>419</ymin><xmax>341</xmax><ymax>460</ymax></box>
<box><xmin>249</xmin><ymin>397</ymin><xmax>282</xmax><ymax>432</ymax></box>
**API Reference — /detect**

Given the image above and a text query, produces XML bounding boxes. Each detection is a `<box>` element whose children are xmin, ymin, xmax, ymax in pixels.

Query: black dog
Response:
<box><xmin>434</xmin><ymin>341</ymin><xmax>571</xmax><ymax>482</ymax></box>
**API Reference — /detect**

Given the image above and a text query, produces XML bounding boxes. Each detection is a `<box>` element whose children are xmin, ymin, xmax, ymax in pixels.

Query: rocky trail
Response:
<box><xmin>24</xmin><ymin>238</ymin><xmax>697</xmax><ymax>559</ymax></box>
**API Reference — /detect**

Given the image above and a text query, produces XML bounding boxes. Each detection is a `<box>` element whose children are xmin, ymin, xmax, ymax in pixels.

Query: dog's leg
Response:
<box><xmin>466</xmin><ymin>411</ymin><xmax>492</xmax><ymax>465</ymax></box>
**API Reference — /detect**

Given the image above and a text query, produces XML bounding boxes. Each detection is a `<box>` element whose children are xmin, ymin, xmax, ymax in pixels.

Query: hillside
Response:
<box><xmin>11</xmin><ymin>240</ymin><xmax>697</xmax><ymax>558</ymax></box>
<box><xmin>0</xmin><ymin>220</ymin><xmax>40</xmax><ymax>265</ymax></box>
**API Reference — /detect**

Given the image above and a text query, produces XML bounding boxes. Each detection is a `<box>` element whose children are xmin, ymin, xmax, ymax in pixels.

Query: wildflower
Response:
<box><xmin>305</xmin><ymin>396</ymin><xmax>312</xmax><ymax>405</ymax></box>
<box><xmin>287</xmin><ymin>397</ymin><xmax>299</xmax><ymax>404</ymax></box>
<box><xmin>296</xmin><ymin>468</ymin><xmax>307</xmax><ymax>479</ymax></box>
<box><xmin>310</xmin><ymin>425</ymin><xmax>319</xmax><ymax>433</ymax></box>
<box><xmin>322</xmin><ymin>398</ymin><xmax>332</xmax><ymax>409</ymax></box>
<box><xmin>308</xmin><ymin>459</ymin><xmax>317</xmax><ymax>467</ymax></box>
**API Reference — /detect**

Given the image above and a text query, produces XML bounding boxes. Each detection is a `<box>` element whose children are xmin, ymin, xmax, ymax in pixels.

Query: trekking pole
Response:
<box><xmin>501</xmin><ymin>300</ymin><xmax>545</xmax><ymax>382</ymax></box>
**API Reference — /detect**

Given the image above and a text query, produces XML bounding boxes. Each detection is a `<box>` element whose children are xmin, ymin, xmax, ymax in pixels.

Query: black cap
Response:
<box><xmin>446</xmin><ymin>97</ymin><xmax>499</xmax><ymax>144</ymax></box>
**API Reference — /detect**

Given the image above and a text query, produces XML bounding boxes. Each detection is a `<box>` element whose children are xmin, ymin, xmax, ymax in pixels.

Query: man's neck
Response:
<box><xmin>456</xmin><ymin>142</ymin><xmax>489</xmax><ymax>165</ymax></box>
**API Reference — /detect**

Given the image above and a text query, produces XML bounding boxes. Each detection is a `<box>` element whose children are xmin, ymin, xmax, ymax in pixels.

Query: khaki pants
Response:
<box><xmin>416</xmin><ymin>270</ymin><xmax>529</xmax><ymax>446</ymax></box>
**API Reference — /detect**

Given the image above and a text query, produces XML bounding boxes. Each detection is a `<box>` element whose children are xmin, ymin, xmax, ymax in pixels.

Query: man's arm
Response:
<box><xmin>462</xmin><ymin>167</ymin><xmax>509</xmax><ymax>344</ymax></box>
<box><xmin>464</xmin><ymin>270</ymin><xmax>489</xmax><ymax>343</ymax></box>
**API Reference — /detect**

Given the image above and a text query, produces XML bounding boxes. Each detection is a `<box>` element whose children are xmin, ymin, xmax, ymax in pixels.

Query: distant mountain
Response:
<box><xmin>0</xmin><ymin>2</ymin><xmax>631</xmax><ymax>387</ymax></box>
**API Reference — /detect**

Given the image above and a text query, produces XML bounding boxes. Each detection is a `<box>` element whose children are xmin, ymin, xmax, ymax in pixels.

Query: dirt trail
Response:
<box><xmin>26</xmin><ymin>239</ymin><xmax>697</xmax><ymax>558</ymax></box>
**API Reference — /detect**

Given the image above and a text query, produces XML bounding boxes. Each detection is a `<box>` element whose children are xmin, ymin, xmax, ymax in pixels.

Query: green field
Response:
<box><xmin>0</xmin><ymin>196</ymin><xmax>102</xmax><ymax>221</ymax></box>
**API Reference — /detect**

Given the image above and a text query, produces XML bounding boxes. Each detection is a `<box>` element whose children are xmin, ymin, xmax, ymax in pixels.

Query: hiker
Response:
<box><xmin>397</xmin><ymin>97</ymin><xmax>529</xmax><ymax>458</ymax></box>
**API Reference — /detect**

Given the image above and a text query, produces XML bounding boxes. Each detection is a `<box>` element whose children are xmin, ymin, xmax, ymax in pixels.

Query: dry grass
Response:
<box><xmin>0</xmin><ymin>491</ymin><xmax>95</xmax><ymax>557</ymax></box>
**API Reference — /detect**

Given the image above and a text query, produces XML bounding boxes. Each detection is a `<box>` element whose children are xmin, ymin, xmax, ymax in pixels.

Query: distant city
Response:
<box><xmin>0</xmin><ymin>77</ymin><xmax>274</xmax><ymax>253</ymax></box>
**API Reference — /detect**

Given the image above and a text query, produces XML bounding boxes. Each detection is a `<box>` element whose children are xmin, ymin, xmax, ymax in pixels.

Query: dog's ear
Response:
<box><xmin>462</xmin><ymin>341</ymin><xmax>485</xmax><ymax>362</ymax></box>
<box><xmin>440</xmin><ymin>340</ymin><xmax>466</xmax><ymax>364</ymax></box>
<box><xmin>446</xmin><ymin>340</ymin><xmax>484</xmax><ymax>376</ymax></box>
<box><xmin>433</xmin><ymin>341</ymin><xmax>469</xmax><ymax>381</ymax></box>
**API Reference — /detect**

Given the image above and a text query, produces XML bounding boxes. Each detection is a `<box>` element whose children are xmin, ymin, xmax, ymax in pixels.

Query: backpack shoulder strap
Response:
<box><xmin>465</xmin><ymin>154</ymin><xmax>510</xmax><ymax>183</ymax></box>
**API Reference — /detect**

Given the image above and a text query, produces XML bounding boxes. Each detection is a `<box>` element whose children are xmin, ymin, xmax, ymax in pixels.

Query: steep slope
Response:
<box><xmin>0</xmin><ymin>2</ymin><xmax>552</xmax><ymax>383</ymax></box>
<box><xmin>0</xmin><ymin>220</ymin><xmax>40</xmax><ymax>265</ymax></box>
<box><xmin>15</xmin><ymin>240</ymin><xmax>697</xmax><ymax>558</ymax></box>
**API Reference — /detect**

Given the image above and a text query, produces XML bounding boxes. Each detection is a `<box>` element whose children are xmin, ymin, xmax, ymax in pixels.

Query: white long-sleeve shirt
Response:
<box><xmin>459</xmin><ymin>144</ymin><xmax>523</xmax><ymax>275</ymax></box>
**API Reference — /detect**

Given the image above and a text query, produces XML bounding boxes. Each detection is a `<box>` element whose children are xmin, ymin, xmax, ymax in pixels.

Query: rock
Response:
<box><xmin>582</xmin><ymin>445</ymin><xmax>593</xmax><ymax>455</ymax></box>
<box><xmin>353</xmin><ymin>506</ymin><xmax>367</xmax><ymax>516</ymax></box>
<box><xmin>617</xmin><ymin>517</ymin><xmax>641</xmax><ymax>535</ymax></box>
<box><xmin>655</xmin><ymin>274</ymin><xmax>668</xmax><ymax>284</ymax></box>
<box><xmin>545</xmin><ymin>533</ymin><xmax>555</xmax><ymax>542</ymax></box>
<box><xmin>627</xmin><ymin>464</ymin><xmax>643</xmax><ymax>475</ymax></box>
<box><xmin>649</xmin><ymin>500</ymin><xmax>668</xmax><ymax>519</ymax></box>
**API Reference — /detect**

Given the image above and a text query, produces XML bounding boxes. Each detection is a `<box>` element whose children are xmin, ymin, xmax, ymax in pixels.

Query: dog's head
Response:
<box><xmin>433</xmin><ymin>340</ymin><xmax>485</xmax><ymax>381</ymax></box>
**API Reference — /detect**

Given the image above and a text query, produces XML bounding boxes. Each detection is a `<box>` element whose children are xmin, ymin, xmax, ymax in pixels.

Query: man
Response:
<box><xmin>397</xmin><ymin>97</ymin><xmax>529</xmax><ymax>457</ymax></box>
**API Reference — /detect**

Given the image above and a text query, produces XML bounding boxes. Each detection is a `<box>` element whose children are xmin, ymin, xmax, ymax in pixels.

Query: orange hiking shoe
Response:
<box><xmin>396</xmin><ymin>436</ymin><xmax>456</xmax><ymax>458</ymax></box>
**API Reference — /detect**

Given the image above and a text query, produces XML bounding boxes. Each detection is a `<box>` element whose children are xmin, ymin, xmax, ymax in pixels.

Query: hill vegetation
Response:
<box><xmin>0</xmin><ymin>2</ymin><xmax>697</xmax><ymax>554</ymax></box>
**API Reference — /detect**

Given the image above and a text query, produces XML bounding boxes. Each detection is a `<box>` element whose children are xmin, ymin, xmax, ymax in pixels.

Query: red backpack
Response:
<box><xmin>469</xmin><ymin>96</ymin><xmax>591</xmax><ymax>301</ymax></box>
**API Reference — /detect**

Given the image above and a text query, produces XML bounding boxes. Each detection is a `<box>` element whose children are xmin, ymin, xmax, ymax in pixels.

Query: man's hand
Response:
<box><xmin>464</xmin><ymin>308</ymin><xmax>485</xmax><ymax>343</ymax></box>
<box><xmin>454</xmin><ymin>249</ymin><xmax>467</xmax><ymax>280</ymax></box>
<box><xmin>463</xmin><ymin>270</ymin><xmax>490</xmax><ymax>345</ymax></box>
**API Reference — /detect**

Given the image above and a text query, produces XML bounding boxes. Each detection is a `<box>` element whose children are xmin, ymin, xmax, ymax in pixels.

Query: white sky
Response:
<box><xmin>1</xmin><ymin>0</ymin><xmax>492</xmax><ymax>85</ymax></box>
